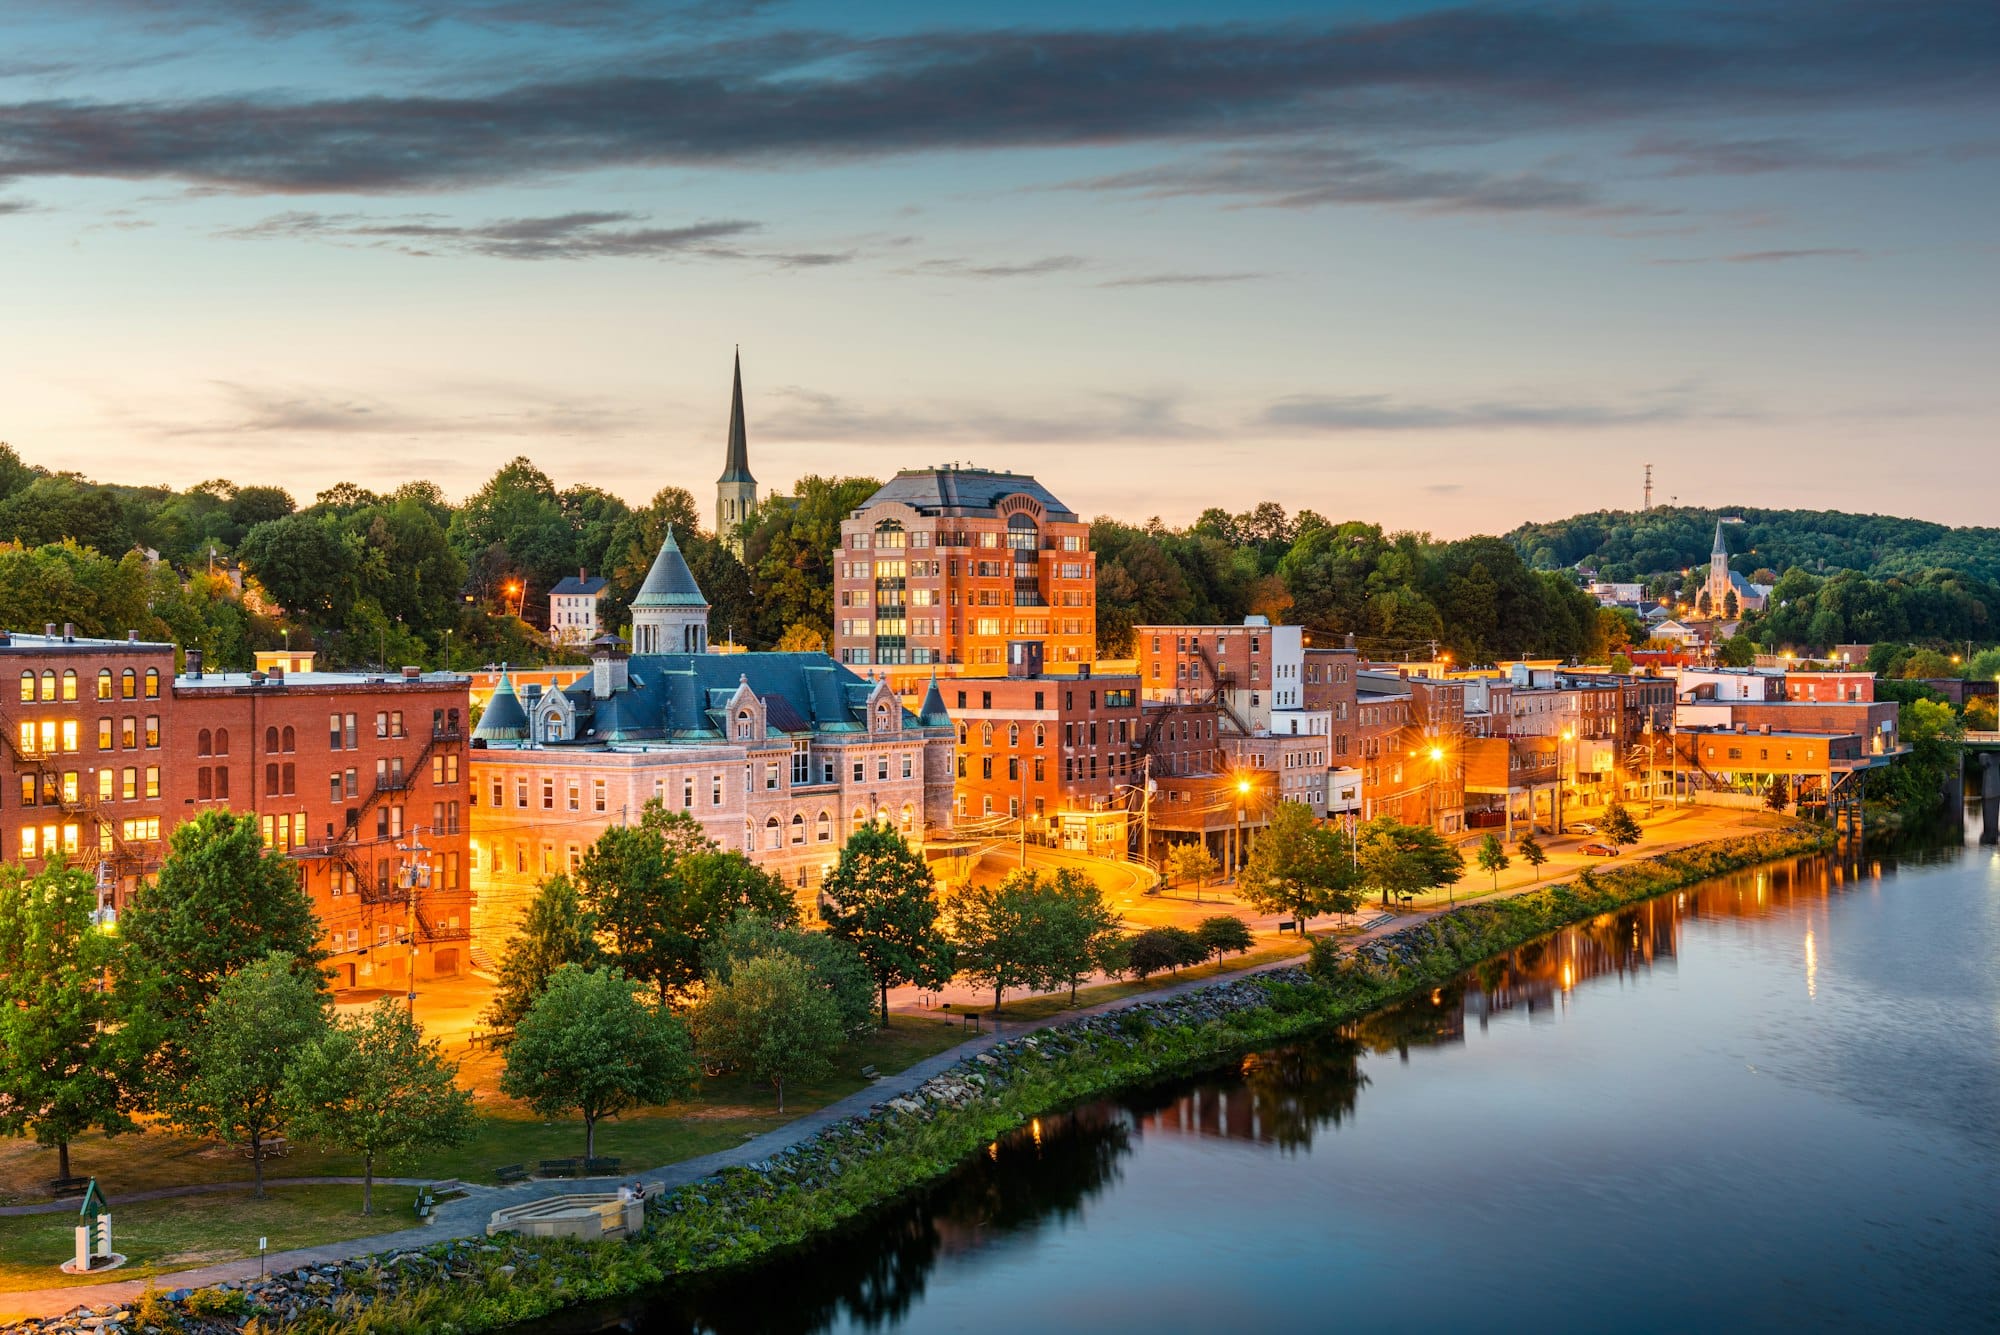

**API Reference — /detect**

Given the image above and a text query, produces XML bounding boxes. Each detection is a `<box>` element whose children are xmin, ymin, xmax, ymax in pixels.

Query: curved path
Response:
<box><xmin>0</xmin><ymin>1178</ymin><xmax>438</xmax><ymax>1219</ymax></box>
<box><xmin>1</xmin><ymin>807</ymin><xmax>1776</xmax><ymax>1321</ymax></box>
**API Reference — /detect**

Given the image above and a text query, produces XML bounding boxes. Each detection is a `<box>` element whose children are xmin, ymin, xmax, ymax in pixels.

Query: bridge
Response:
<box><xmin>1960</xmin><ymin>734</ymin><xmax>2000</xmax><ymax>842</ymax></box>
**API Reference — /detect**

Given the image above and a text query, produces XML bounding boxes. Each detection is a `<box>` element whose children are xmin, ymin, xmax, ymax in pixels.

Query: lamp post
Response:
<box><xmin>1558</xmin><ymin>727</ymin><xmax>1575</xmax><ymax>834</ymax></box>
<box><xmin>1234</xmin><ymin>775</ymin><xmax>1251</xmax><ymax>880</ymax></box>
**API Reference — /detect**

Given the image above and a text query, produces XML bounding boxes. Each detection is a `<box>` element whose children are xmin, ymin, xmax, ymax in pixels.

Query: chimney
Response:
<box><xmin>249</xmin><ymin>670</ymin><xmax>267</xmax><ymax>686</ymax></box>
<box><xmin>402</xmin><ymin>665</ymin><xmax>422</xmax><ymax>681</ymax></box>
<box><xmin>44</xmin><ymin>623</ymin><xmax>55</xmax><ymax>638</ymax></box>
<box><xmin>62</xmin><ymin>622</ymin><xmax>74</xmax><ymax>642</ymax></box>
<box><xmin>0</xmin><ymin>631</ymin><xmax>10</xmax><ymax>646</ymax></box>
<box><xmin>128</xmin><ymin>630</ymin><xmax>139</xmax><ymax>643</ymax></box>
<box><xmin>186</xmin><ymin>648</ymin><xmax>204</xmax><ymax>680</ymax></box>
<box><xmin>268</xmin><ymin>666</ymin><xmax>284</xmax><ymax>684</ymax></box>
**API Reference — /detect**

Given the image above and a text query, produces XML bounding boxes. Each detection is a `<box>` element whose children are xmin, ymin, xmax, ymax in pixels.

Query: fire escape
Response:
<box><xmin>0</xmin><ymin>712</ymin><xmax>154</xmax><ymax>894</ymax></box>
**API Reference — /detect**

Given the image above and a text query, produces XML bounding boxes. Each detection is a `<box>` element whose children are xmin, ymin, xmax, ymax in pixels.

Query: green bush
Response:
<box><xmin>1194</xmin><ymin>915</ymin><xmax>1254</xmax><ymax>958</ymax></box>
<box><xmin>1126</xmin><ymin>926</ymin><xmax>1208</xmax><ymax>979</ymax></box>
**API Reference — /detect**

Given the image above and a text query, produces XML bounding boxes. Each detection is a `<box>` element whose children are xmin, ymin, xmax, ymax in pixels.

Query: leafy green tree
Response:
<box><xmin>702</xmin><ymin>915</ymin><xmax>875</xmax><ymax>1036</ymax></box>
<box><xmin>945</xmin><ymin>875</ymin><xmax>1056</xmax><ymax>1015</ymax></box>
<box><xmin>1040</xmin><ymin>868</ymin><xmax>1124</xmax><ymax>1003</ymax></box>
<box><xmin>1125</xmin><ymin>926</ymin><xmax>1208</xmax><ymax>980</ymax></box>
<box><xmin>1165</xmin><ymin>842</ymin><xmax>1219</xmax><ymax>895</ymax></box>
<box><xmin>283</xmin><ymin>1002</ymin><xmax>476</xmax><ymax>1214</ymax></box>
<box><xmin>694</xmin><ymin>953</ymin><xmax>844</xmax><ymax>1113</ymax></box>
<box><xmin>1715</xmin><ymin>632</ymin><xmax>1757</xmax><ymax>667</ymax></box>
<box><xmin>1238</xmin><ymin>802</ymin><xmax>1361</xmax><ymax>936</ymax></box>
<box><xmin>500</xmin><ymin>965</ymin><xmax>695</xmax><ymax>1160</ymax></box>
<box><xmin>238</xmin><ymin>513</ymin><xmax>359</xmax><ymax>623</ymax></box>
<box><xmin>739</xmin><ymin>475</ymin><xmax>882</xmax><ymax>647</ymax></box>
<box><xmin>447</xmin><ymin>457</ymin><xmax>574</xmax><ymax>600</ymax></box>
<box><xmin>1475</xmin><ymin>833</ymin><xmax>1511</xmax><ymax>890</ymax></box>
<box><xmin>820</xmin><ymin>824</ymin><xmax>956</xmax><ymax>1025</ymax></box>
<box><xmin>1601</xmin><ymin>802</ymin><xmax>1643</xmax><ymax>847</ymax></box>
<box><xmin>1194</xmin><ymin>914</ymin><xmax>1254</xmax><ymax>959</ymax></box>
<box><xmin>119</xmin><ymin>811</ymin><xmax>326</xmax><ymax>1084</ymax></box>
<box><xmin>1884</xmin><ymin>697</ymin><xmax>1964</xmax><ymax>817</ymax></box>
<box><xmin>0</xmin><ymin>859</ymin><xmax>133</xmax><ymax>1179</ymax></box>
<box><xmin>1516</xmin><ymin>833</ymin><xmax>1548</xmax><ymax>873</ymax></box>
<box><xmin>0</xmin><ymin>541</ymin><xmax>154</xmax><ymax>639</ymax></box>
<box><xmin>1357</xmin><ymin>817</ymin><xmax>1465</xmax><ymax>908</ymax></box>
<box><xmin>171</xmin><ymin>954</ymin><xmax>329</xmax><ymax>1197</ymax></box>
<box><xmin>484</xmin><ymin>874</ymin><xmax>600</xmax><ymax>1036</ymax></box>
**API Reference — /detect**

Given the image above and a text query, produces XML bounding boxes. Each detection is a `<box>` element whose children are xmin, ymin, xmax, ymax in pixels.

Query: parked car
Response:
<box><xmin>1580</xmin><ymin>842</ymin><xmax>1619</xmax><ymax>857</ymax></box>
<box><xmin>1570</xmin><ymin>822</ymin><xmax>1598</xmax><ymax>835</ymax></box>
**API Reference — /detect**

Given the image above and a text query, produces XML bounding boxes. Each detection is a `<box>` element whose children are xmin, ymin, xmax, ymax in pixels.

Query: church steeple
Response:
<box><xmin>716</xmin><ymin>349</ymin><xmax>757</xmax><ymax>557</ymax></box>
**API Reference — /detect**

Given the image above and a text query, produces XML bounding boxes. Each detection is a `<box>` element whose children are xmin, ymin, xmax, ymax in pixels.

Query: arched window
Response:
<box><xmin>816</xmin><ymin>810</ymin><xmax>832</xmax><ymax>842</ymax></box>
<box><xmin>61</xmin><ymin>669</ymin><xmax>77</xmax><ymax>701</ymax></box>
<box><xmin>265</xmin><ymin>726</ymin><xmax>280</xmax><ymax>754</ymax></box>
<box><xmin>281</xmin><ymin>725</ymin><xmax>295</xmax><ymax>752</ymax></box>
<box><xmin>875</xmin><ymin>702</ymin><xmax>892</xmax><ymax>731</ymax></box>
<box><xmin>215</xmin><ymin>728</ymin><xmax>230</xmax><ymax>756</ymax></box>
<box><xmin>736</xmin><ymin>709</ymin><xmax>753</xmax><ymax>740</ymax></box>
<box><xmin>790</xmin><ymin>813</ymin><xmax>806</xmax><ymax>845</ymax></box>
<box><xmin>96</xmin><ymin>669</ymin><xmax>112</xmax><ymax>700</ymax></box>
<box><xmin>851</xmin><ymin>808</ymin><xmax>867</xmax><ymax>831</ymax></box>
<box><xmin>873</xmin><ymin>518</ymin><xmax>906</xmax><ymax>550</ymax></box>
<box><xmin>957</xmin><ymin>723</ymin><xmax>967</xmax><ymax>745</ymax></box>
<box><xmin>876</xmin><ymin>806</ymin><xmax>890</xmax><ymax>827</ymax></box>
<box><xmin>17</xmin><ymin>671</ymin><xmax>32</xmax><ymax>702</ymax></box>
<box><xmin>144</xmin><ymin>668</ymin><xmax>159</xmax><ymax>699</ymax></box>
<box><xmin>1005</xmin><ymin>511</ymin><xmax>1039</xmax><ymax>550</ymax></box>
<box><xmin>197</xmin><ymin>728</ymin><xmax>213</xmax><ymax>757</ymax></box>
<box><xmin>1034</xmin><ymin>724</ymin><xmax>1046</xmax><ymax>748</ymax></box>
<box><xmin>121</xmin><ymin>669</ymin><xmax>136</xmax><ymax>699</ymax></box>
<box><xmin>40</xmin><ymin>669</ymin><xmax>56</xmax><ymax>700</ymax></box>
<box><xmin>900</xmin><ymin>802</ymin><xmax>913</xmax><ymax>830</ymax></box>
<box><xmin>765</xmin><ymin>815</ymin><xmax>782</xmax><ymax>850</ymax></box>
<box><xmin>981</xmin><ymin>723</ymin><xmax>993</xmax><ymax>745</ymax></box>
<box><xmin>1007</xmin><ymin>723</ymin><xmax>1019</xmax><ymax>747</ymax></box>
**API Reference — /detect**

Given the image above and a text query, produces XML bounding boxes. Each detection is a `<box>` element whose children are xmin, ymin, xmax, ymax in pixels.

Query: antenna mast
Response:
<box><xmin>1643</xmin><ymin>463</ymin><xmax>1653</xmax><ymax>511</ymax></box>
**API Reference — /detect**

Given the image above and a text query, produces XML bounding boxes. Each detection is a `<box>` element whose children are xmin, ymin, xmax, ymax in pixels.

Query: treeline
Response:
<box><xmin>1742</xmin><ymin>566</ymin><xmax>1996</xmax><ymax>654</ymax></box>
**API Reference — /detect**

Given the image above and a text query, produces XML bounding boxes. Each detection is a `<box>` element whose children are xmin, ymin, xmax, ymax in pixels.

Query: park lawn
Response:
<box><xmin>0</xmin><ymin>1185</ymin><xmax>421</xmax><ymax>1294</ymax></box>
<box><xmin>969</xmin><ymin>935</ymin><xmax>1311</xmax><ymax>1023</ymax></box>
<box><xmin>0</xmin><ymin>1014</ymin><xmax>971</xmax><ymax>1204</ymax></box>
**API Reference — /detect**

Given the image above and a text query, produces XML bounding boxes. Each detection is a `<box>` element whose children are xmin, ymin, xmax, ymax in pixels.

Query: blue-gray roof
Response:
<box><xmin>632</xmin><ymin>529</ymin><xmax>708</xmax><ymax>609</ymax></box>
<box><xmin>550</xmin><ymin>574</ymin><xmax>609</xmax><ymax>596</ymax></box>
<box><xmin>857</xmin><ymin>468</ymin><xmax>1076</xmax><ymax>522</ymax></box>
<box><xmin>474</xmin><ymin>668</ymin><xmax>529</xmax><ymax>742</ymax></box>
<box><xmin>553</xmin><ymin>652</ymin><xmax>925</xmax><ymax>744</ymax></box>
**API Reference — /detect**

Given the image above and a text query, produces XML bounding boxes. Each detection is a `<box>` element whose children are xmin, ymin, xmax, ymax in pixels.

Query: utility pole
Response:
<box><xmin>395</xmin><ymin>826</ymin><xmax>432</xmax><ymax>1018</ymax></box>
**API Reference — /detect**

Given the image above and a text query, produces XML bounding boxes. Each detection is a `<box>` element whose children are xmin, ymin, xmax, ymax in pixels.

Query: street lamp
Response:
<box><xmin>1234</xmin><ymin>775</ymin><xmax>1252</xmax><ymax>879</ymax></box>
<box><xmin>1558</xmin><ymin>727</ymin><xmax>1575</xmax><ymax>834</ymax></box>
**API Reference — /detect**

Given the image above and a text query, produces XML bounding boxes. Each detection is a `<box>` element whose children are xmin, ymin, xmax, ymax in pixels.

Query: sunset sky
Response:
<box><xmin>1</xmin><ymin>1</ymin><xmax>1994</xmax><ymax>535</ymax></box>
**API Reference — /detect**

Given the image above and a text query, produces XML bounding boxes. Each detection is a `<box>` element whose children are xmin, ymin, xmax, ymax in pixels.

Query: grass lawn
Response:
<box><xmin>0</xmin><ymin>1015</ymin><xmax>971</xmax><ymax>1213</ymax></box>
<box><xmin>0</xmin><ymin>1185</ymin><xmax>421</xmax><ymax>1294</ymax></box>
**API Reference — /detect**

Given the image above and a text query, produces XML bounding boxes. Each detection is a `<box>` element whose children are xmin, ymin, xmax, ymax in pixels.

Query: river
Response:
<box><xmin>532</xmin><ymin>832</ymin><xmax>2000</xmax><ymax>1334</ymax></box>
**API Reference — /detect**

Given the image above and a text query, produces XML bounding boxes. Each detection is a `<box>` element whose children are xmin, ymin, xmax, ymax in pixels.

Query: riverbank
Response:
<box><xmin>3</xmin><ymin>822</ymin><xmax>1833</xmax><ymax>1335</ymax></box>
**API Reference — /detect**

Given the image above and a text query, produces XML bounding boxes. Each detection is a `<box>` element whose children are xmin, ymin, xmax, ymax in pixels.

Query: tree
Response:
<box><xmin>1475</xmin><ymin>833</ymin><xmax>1511</xmax><ymax>891</ymax></box>
<box><xmin>1039</xmin><ymin>869</ymin><xmax>1124</xmax><ymax>1003</ymax></box>
<box><xmin>1194</xmin><ymin>915</ymin><xmax>1254</xmax><ymax>959</ymax></box>
<box><xmin>119</xmin><ymin>811</ymin><xmax>326</xmax><ymax>1084</ymax></box>
<box><xmin>703</xmin><ymin>914</ymin><xmax>875</xmax><ymax>1036</ymax></box>
<box><xmin>1601</xmin><ymin>801</ymin><xmax>1643</xmax><ymax>847</ymax></box>
<box><xmin>1885</xmin><ymin>697</ymin><xmax>1964</xmax><ymax>817</ymax></box>
<box><xmin>0</xmin><ymin>859</ymin><xmax>132</xmax><ymax>1179</ymax></box>
<box><xmin>484</xmin><ymin>874</ymin><xmax>600</xmax><ymax>1036</ymax></box>
<box><xmin>1516</xmin><ymin>833</ymin><xmax>1548</xmax><ymax>874</ymax></box>
<box><xmin>774</xmin><ymin>623</ymin><xmax>826</xmax><ymax>653</ymax></box>
<box><xmin>1165</xmin><ymin>842</ymin><xmax>1219</xmax><ymax>896</ymax></box>
<box><xmin>1715</xmin><ymin>632</ymin><xmax>1757</xmax><ymax>667</ymax></box>
<box><xmin>945</xmin><ymin>875</ymin><xmax>1055</xmax><ymax>1015</ymax></box>
<box><xmin>820</xmin><ymin>824</ymin><xmax>956</xmax><ymax>1025</ymax></box>
<box><xmin>1357</xmin><ymin>817</ymin><xmax>1465</xmax><ymax>908</ymax></box>
<box><xmin>1125</xmin><ymin>926</ymin><xmax>1208</xmax><ymax>980</ymax></box>
<box><xmin>1237</xmin><ymin>802</ymin><xmax>1361</xmax><ymax>936</ymax></box>
<box><xmin>171</xmin><ymin>954</ymin><xmax>329</xmax><ymax>1197</ymax></box>
<box><xmin>283</xmin><ymin>1002</ymin><xmax>476</xmax><ymax>1214</ymax></box>
<box><xmin>500</xmin><ymin>965</ymin><xmax>695</xmax><ymax>1160</ymax></box>
<box><xmin>694</xmin><ymin>953</ymin><xmax>844</xmax><ymax>1113</ymax></box>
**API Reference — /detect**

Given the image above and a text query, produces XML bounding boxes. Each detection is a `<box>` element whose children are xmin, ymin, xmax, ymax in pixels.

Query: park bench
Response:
<box><xmin>859</xmin><ymin>1064</ymin><xmax>880</xmax><ymax>1080</ymax></box>
<box><xmin>539</xmin><ymin>1158</ymin><xmax>580</xmax><ymax>1179</ymax></box>
<box><xmin>1277</xmin><ymin>920</ymin><xmax>1297</xmax><ymax>934</ymax></box>
<box><xmin>242</xmin><ymin>1136</ymin><xmax>288</xmax><ymax>1160</ymax></box>
<box><xmin>493</xmin><ymin>1164</ymin><xmax>529</xmax><ymax>1184</ymax></box>
<box><xmin>583</xmin><ymin>1157</ymin><xmax>621</xmax><ymax>1175</ymax></box>
<box><xmin>49</xmin><ymin>1176</ymin><xmax>90</xmax><ymax>1197</ymax></box>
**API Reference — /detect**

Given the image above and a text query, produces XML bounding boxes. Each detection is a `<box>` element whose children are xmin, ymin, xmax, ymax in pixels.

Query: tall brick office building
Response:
<box><xmin>0</xmin><ymin>625</ymin><xmax>472</xmax><ymax>991</ymax></box>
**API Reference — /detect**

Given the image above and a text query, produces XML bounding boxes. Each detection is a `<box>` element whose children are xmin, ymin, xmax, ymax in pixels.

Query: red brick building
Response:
<box><xmin>0</xmin><ymin>627</ymin><xmax>177</xmax><ymax>904</ymax></box>
<box><xmin>170</xmin><ymin>653</ymin><xmax>474</xmax><ymax>988</ymax></box>
<box><xmin>832</xmin><ymin>466</ymin><xmax>1095</xmax><ymax>670</ymax></box>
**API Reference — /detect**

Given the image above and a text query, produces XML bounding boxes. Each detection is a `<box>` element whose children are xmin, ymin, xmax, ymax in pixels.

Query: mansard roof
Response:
<box><xmin>858</xmin><ymin>467</ymin><xmax>1077</xmax><ymax>522</ymax></box>
<box><xmin>551</xmin><ymin>652</ymin><xmax>915</xmax><ymax>744</ymax></box>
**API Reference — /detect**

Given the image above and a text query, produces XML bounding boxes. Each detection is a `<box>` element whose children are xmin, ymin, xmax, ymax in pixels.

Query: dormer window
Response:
<box><xmin>736</xmin><ymin>709</ymin><xmax>753</xmax><ymax>740</ymax></box>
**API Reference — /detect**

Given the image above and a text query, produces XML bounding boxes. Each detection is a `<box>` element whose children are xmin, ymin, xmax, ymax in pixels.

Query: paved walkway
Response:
<box><xmin>1</xmin><ymin>805</ymin><xmax>1779</xmax><ymax>1321</ymax></box>
<box><xmin>0</xmin><ymin>1178</ymin><xmax>438</xmax><ymax>1219</ymax></box>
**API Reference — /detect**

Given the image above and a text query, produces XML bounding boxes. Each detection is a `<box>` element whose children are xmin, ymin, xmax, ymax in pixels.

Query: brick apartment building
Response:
<box><xmin>0</xmin><ymin>625</ymin><xmax>472</xmax><ymax>990</ymax></box>
<box><xmin>1134</xmin><ymin>617</ymin><xmax>1304</xmax><ymax>734</ymax></box>
<box><xmin>831</xmin><ymin>466</ymin><xmax>1095</xmax><ymax>671</ymax></box>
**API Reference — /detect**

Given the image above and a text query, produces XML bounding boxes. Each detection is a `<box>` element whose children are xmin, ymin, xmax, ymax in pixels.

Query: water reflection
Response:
<box><xmin>530</xmin><ymin>835</ymin><xmax>1997</xmax><ymax>1335</ymax></box>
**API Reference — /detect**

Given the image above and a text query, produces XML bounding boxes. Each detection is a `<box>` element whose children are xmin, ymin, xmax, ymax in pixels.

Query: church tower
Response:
<box><xmin>716</xmin><ymin>349</ymin><xmax>757</xmax><ymax>558</ymax></box>
<box><xmin>1707</xmin><ymin>519</ymin><xmax>1730</xmax><ymax>612</ymax></box>
<box><xmin>630</xmin><ymin>527</ymin><xmax>710</xmax><ymax>655</ymax></box>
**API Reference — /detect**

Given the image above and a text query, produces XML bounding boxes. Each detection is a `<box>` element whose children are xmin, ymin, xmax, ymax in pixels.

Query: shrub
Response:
<box><xmin>1305</xmin><ymin>934</ymin><xmax>1344</xmax><ymax>982</ymax></box>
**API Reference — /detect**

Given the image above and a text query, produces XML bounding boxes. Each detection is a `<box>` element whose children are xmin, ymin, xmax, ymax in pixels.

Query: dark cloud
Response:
<box><xmin>1629</xmin><ymin>135</ymin><xmax>1905</xmax><ymax>176</ymax></box>
<box><xmin>905</xmin><ymin>255</ymin><xmax>1087</xmax><ymax>280</ymax></box>
<box><xmin>0</xmin><ymin>4</ymin><xmax>1992</xmax><ymax>193</ymax></box>
<box><xmin>1263</xmin><ymin>389</ymin><xmax>1709</xmax><ymax>432</ymax></box>
<box><xmin>218</xmin><ymin>209</ymin><xmax>784</xmax><ymax>261</ymax></box>
<box><xmin>0</xmin><ymin>198</ymin><xmax>34</xmax><ymax>216</ymax></box>
<box><xmin>760</xmin><ymin>388</ymin><xmax>1210</xmax><ymax>444</ymax></box>
<box><xmin>164</xmin><ymin>380</ymin><xmax>638</xmax><ymax>438</ymax></box>
<box><xmin>1653</xmin><ymin>247</ymin><xmax>1865</xmax><ymax>265</ymax></box>
<box><xmin>1063</xmin><ymin>144</ymin><xmax>1619</xmax><ymax>215</ymax></box>
<box><xmin>1098</xmin><ymin>271</ymin><xmax>1266</xmax><ymax>288</ymax></box>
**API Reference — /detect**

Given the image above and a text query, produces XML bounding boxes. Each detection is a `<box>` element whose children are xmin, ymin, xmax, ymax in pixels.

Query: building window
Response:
<box><xmin>144</xmin><ymin>668</ymin><xmax>159</xmax><ymax>699</ymax></box>
<box><xmin>766</xmin><ymin>816</ymin><xmax>782</xmax><ymax>850</ymax></box>
<box><xmin>593</xmin><ymin>780</ymin><xmax>607</xmax><ymax>813</ymax></box>
<box><xmin>95</xmin><ymin>669</ymin><xmax>112</xmax><ymax>701</ymax></box>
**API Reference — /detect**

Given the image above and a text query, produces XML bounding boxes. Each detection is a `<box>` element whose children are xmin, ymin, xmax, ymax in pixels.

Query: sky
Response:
<box><xmin>1</xmin><ymin>0</ymin><xmax>1995</xmax><ymax>538</ymax></box>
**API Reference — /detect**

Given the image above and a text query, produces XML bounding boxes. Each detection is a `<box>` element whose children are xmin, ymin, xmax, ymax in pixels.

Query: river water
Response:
<box><xmin>535</xmin><ymin>832</ymin><xmax>2000</xmax><ymax>1334</ymax></box>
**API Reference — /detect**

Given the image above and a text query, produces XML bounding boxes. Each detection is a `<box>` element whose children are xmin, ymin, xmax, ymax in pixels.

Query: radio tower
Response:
<box><xmin>1642</xmin><ymin>463</ymin><xmax>1653</xmax><ymax>511</ymax></box>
